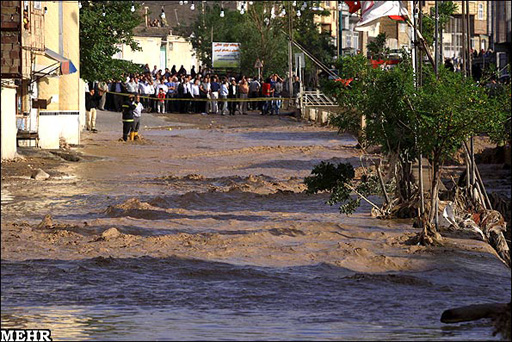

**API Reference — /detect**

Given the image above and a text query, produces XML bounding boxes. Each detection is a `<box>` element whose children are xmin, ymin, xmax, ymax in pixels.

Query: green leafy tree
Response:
<box><xmin>183</xmin><ymin>2</ymin><xmax>335</xmax><ymax>79</ymax></box>
<box><xmin>324</xmin><ymin>53</ymin><xmax>418</xmax><ymax>207</ymax></box>
<box><xmin>413</xmin><ymin>68</ymin><xmax>510</xmax><ymax>242</ymax></box>
<box><xmin>319</xmin><ymin>54</ymin><xmax>509</xmax><ymax>244</ymax></box>
<box><xmin>366</xmin><ymin>33</ymin><xmax>390</xmax><ymax>60</ymax></box>
<box><xmin>80</xmin><ymin>1</ymin><xmax>143</xmax><ymax>82</ymax></box>
<box><xmin>421</xmin><ymin>1</ymin><xmax>457</xmax><ymax>47</ymax></box>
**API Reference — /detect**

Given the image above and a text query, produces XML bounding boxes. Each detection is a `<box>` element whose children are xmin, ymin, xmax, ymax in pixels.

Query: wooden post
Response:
<box><xmin>377</xmin><ymin>160</ymin><xmax>390</xmax><ymax>205</ymax></box>
<box><xmin>466</xmin><ymin>0</ymin><xmax>472</xmax><ymax>78</ymax></box>
<box><xmin>461</xmin><ymin>0</ymin><xmax>466</xmax><ymax>77</ymax></box>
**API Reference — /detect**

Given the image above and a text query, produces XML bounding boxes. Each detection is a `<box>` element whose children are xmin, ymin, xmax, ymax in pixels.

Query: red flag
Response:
<box><xmin>344</xmin><ymin>1</ymin><xmax>361</xmax><ymax>14</ymax></box>
<box><xmin>334</xmin><ymin>78</ymin><xmax>354</xmax><ymax>86</ymax></box>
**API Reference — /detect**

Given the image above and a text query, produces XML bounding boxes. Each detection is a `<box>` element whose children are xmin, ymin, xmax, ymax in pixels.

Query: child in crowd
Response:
<box><xmin>157</xmin><ymin>88</ymin><xmax>166</xmax><ymax>113</ymax></box>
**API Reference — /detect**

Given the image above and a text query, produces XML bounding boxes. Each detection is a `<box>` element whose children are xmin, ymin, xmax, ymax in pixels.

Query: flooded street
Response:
<box><xmin>1</xmin><ymin>110</ymin><xmax>510</xmax><ymax>340</ymax></box>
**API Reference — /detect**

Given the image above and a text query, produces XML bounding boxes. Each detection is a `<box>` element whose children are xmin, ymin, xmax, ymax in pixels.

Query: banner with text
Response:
<box><xmin>212</xmin><ymin>42</ymin><xmax>241</xmax><ymax>68</ymax></box>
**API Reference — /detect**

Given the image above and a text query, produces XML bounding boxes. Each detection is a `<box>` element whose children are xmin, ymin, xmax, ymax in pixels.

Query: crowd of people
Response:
<box><xmin>443</xmin><ymin>48</ymin><xmax>496</xmax><ymax>74</ymax></box>
<box><xmin>84</xmin><ymin>64</ymin><xmax>302</xmax><ymax>141</ymax></box>
<box><xmin>89</xmin><ymin>64</ymin><xmax>302</xmax><ymax>117</ymax></box>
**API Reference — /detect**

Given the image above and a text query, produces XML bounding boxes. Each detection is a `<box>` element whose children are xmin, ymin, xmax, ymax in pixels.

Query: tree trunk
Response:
<box><xmin>418</xmin><ymin>154</ymin><xmax>443</xmax><ymax>245</ymax></box>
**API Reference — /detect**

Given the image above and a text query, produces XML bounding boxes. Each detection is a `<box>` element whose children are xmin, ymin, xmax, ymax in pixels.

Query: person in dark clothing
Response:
<box><xmin>113</xmin><ymin>80</ymin><xmax>124</xmax><ymax>112</ymax></box>
<box><xmin>171</xmin><ymin>65</ymin><xmax>177</xmax><ymax>75</ymax></box>
<box><xmin>444</xmin><ymin>58</ymin><xmax>455</xmax><ymax>72</ymax></box>
<box><xmin>228</xmin><ymin>78</ymin><xmax>238</xmax><ymax>115</ymax></box>
<box><xmin>191</xmin><ymin>65</ymin><xmax>196</xmax><ymax>78</ymax></box>
<box><xmin>177</xmin><ymin>78</ymin><xmax>186</xmax><ymax>113</ymax></box>
<box><xmin>292</xmin><ymin>76</ymin><xmax>301</xmax><ymax>97</ymax></box>
<box><xmin>178</xmin><ymin>65</ymin><xmax>187</xmax><ymax>75</ymax></box>
<box><xmin>121</xmin><ymin>95</ymin><xmax>136</xmax><ymax>141</ymax></box>
<box><xmin>85</xmin><ymin>89</ymin><xmax>100</xmax><ymax>132</ymax></box>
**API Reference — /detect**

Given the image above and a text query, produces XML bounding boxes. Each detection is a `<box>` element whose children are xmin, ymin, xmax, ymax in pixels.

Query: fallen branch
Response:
<box><xmin>345</xmin><ymin>183</ymin><xmax>383</xmax><ymax>213</ymax></box>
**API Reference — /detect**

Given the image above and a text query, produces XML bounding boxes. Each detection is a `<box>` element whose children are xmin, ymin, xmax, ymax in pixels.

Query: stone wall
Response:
<box><xmin>1</xmin><ymin>1</ymin><xmax>22</xmax><ymax>77</ymax></box>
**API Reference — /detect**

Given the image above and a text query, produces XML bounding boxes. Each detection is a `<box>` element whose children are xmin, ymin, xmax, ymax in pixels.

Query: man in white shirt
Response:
<box><xmin>183</xmin><ymin>76</ymin><xmax>193</xmax><ymax>113</ymax></box>
<box><xmin>191</xmin><ymin>79</ymin><xmax>200</xmax><ymax>113</ymax></box>
<box><xmin>220</xmin><ymin>77</ymin><xmax>229</xmax><ymax>115</ymax></box>
<box><xmin>132</xmin><ymin>95</ymin><xmax>144</xmax><ymax>140</ymax></box>
<box><xmin>249</xmin><ymin>77</ymin><xmax>261</xmax><ymax>111</ymax></box>
<box><xmin>156</xmin><ymin>79</ymin><xmax>168</xmax><ymax>95</ymax></box>
<box><xmin>125</xmin><ymin>77</ymin><xmax>138</xmax><ymax>94</ymax></box>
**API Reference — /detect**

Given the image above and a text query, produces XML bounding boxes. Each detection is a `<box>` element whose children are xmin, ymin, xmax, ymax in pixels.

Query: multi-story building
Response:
<box><xmin>442</xmin><ymin>1</ymin><xmax>489</xmax><ymax>59</ymax></box>
<box><xmin>1</xmin><ymin>0</ymin><xmax>81</xmax><ymax>157</ymax></box>
<box><xmin>488</xmin><ymin>1</ymin><xmax>511</xmax><ymax>76</ymax></box>
<box><xmin>314</xmin><ymin>1</ymin><xmax>367</xmax><ymax>57</ymax></box>
<box><xmin>375</xmin><ymin>1</ymin><xmax>490</xmax><ymax>61</ymax></box>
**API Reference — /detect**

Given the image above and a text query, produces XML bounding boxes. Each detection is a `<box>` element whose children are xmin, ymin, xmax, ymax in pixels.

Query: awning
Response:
<box><xmin>44</xmin><ymin>48</ymin><xmax>77</xmax><ymax>75</ymax></box>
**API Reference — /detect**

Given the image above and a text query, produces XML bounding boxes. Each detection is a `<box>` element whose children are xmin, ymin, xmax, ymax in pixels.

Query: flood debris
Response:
<box><xmin>31</xmin><ymin>168</ymin><xmax>50</xmax><ymax>180</ymax></box>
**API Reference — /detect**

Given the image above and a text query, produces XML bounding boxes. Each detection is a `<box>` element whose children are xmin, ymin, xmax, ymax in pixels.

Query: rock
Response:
<box><xmin>31</xmin><ymin>169</ymin><xmax>50</xmax><ymax>180</ymax></box>
<box><xmin>100</xmin><ymin>227</ymin><xmax>122</xmax><ymax>240</ymax></box>
<box><xmin>37</xmin><ymin>214</ymin><xmax>53</xmax><ymax>229</ymax></box>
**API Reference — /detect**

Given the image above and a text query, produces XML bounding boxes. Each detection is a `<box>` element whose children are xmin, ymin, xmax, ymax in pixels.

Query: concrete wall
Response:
<box><xmin>301</xmin><ymin>107</ymin><xmax>332</xmax><ymax>125</ymax></box>
<box><xmin>1</xmin><ymin>82</ymin><xmax>18</xmax><ymax>160</ymax></box>
<box><xmin>122</xmin><ymin>36</ymin><xmax>162</xmax><ymax>68</ymax></box>
<box><xmin>36</xmin><ymin>1</ymin><xmax>80</xmax><ymax>149</ymax></box>
<box><xmin>117</xmin><ymin>35</ymin><xmax>199</xmax><ymax>73</ymax></box>
<box><xmin>166</xmin><ymin>35</ymin><xmax>198</xmax><ymax>72</ymax></box>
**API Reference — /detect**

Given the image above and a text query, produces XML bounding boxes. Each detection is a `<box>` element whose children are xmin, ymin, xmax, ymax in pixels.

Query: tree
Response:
<box><xmin>323</xmin><ymin>53</ymin><xmax>419</xmax><ymax>215</ymax></box>
<box><xmin>316</xmin><ymin>55</ymin><xmax>509</xmax><ymax>245</ymax></box>
<box><xmin>183</xmin><ymin>2</ymin><xmax>335</xmax><ymax>80</ymax></box>
<box><xmin>80</xmin><ymin>1</ymin><xmax>143</xmax><ymax>82</ymax></box>
<box><xmin>366</xmin><ymin>33</ymin><xmax>390</xmax><ymax>60</ymax></box>
<box><xmin>420</xmin><ymin>1</ymin><xmax>457</xmax><ymax>47</ymax></box>
<box><xmin>413</xmin><ymin>67</ymin><xmax>510</xmax><ymax>243</ymax></box>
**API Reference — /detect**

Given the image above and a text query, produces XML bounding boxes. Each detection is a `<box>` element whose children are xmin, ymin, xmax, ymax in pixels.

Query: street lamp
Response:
<box><xmin>131</xmin><ymin>1</ymin><xmax>135</xmax><ymax>12</ymax></box>
<box><xmin>190</xmin><ymin>1</ymin><xmax>195</xmax><ymax>11</ymax></box>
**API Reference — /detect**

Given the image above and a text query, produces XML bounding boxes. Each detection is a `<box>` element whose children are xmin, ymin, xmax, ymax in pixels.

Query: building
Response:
<box><xmin>314</xmin><ymin>1</ymin><xmax>368</xmax><ymax>57</ymax></box>
<box><xmin>442</xmin><ymin>1</ymin><xmax>489</xmax><ymax>59</ymax></box>
<box><xmin>375</xmin><ymin>1</ymin><xmax>490</xmax><ymax>61</ymax></box>
<box><xmin>1</xmin><ymin>0</ymin><xmax>81</xmax><ymax>157</ymax></box>
<box><xmin>489</xmin><ymin>1</ymin><xmax>511</xmax><ymax>76</ymax></box>
<box><xmin>113</xmin><ymin>26</ymin><xmax>199</xmax><ymax>73</ymax></box>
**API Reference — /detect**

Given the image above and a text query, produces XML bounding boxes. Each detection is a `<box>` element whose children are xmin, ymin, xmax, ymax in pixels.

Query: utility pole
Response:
<box><xmin>462</xmin><ymin>0</ymin><xmax>466</xmax><ymax>76</ymax></box>
<box><xmin>412</xmin><ymin>0</ymin><xmax>425</xmax><ymax>225</ymax></box>
<box><xmin>418</xmin><ymin>1</ymin><xmax>423</xmax><ymax>86</ymax></box>
<box><xmin>440</xmin><ymin>1</ymin><xmax>444</xmax><ymax>62</ymax></box>
<box><xmin>339</xmin><ymin>2</ymin><xmax>343</xmax><ymax>58</ymax></box>
<box><xmin>288</xmin><ymin>1</ymin><xmax>293</xmax><ymax>104</ymax></box>
<box><xmin>466</xmin><ymin>0</ymin><xmax>472</xmax><ymax>78</ymax></box>
<box><xmin>434</xmin><ymin>1</ymin><xmax>439</xmax><ymax>75</ymax></box>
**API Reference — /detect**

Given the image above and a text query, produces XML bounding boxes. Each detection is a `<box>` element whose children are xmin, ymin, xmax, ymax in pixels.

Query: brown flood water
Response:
<box><xmin>1</xmin><ymin>110</ymin><xmax>510</xmax><ymax>340</ymax></box>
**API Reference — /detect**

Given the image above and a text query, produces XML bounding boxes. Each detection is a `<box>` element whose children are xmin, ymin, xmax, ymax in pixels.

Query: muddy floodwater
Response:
<box><xmin>1</xmin><ymin>111</ymin><xmax>510</xmax><ymax>340</ymax></box>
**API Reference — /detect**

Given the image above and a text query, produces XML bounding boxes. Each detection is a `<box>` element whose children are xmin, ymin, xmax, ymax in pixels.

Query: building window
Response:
<box><xmin>321</xmin><ymin>23</ymin><xmax>332</xmax><ymax>35</ymax></box>
<box><xmin>352</xmin><ymin>34</ymin><xmax>359</xmax><ymax>49</ymax></box>
<box><xmin>477</xmin><ymin>4</ymin><xmax>484</xmax><ymax>20</ymax></box>
<box><xmin>34</xmin><ymin>1</ymin><xmax>42</xmax><ymax>10</ymax></box>
<box><xmin>399</xmin><ymin>23</ymin><xmax>407</xmax><ymax>33</ymax></box>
